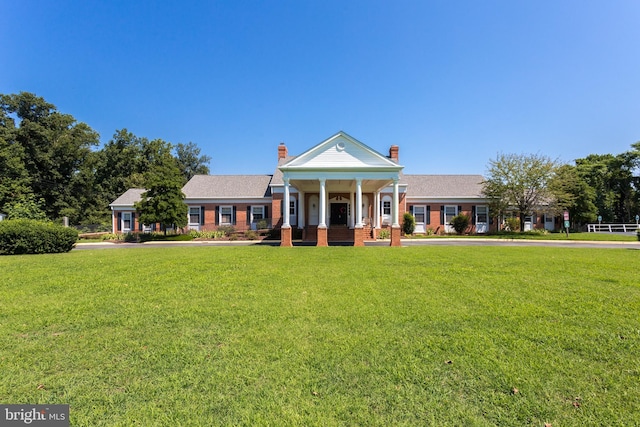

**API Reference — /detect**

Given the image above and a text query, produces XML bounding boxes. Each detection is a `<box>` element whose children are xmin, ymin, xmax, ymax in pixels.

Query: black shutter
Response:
<box><xmin>117</xmin><ymin>212</ymin><xmax>122</xmax><ymax>231</ymax></box>
<box><xmin>131</xmin><ymin>213</ymin><xmax>135</xmax><ymax>231</ymax></box>
<box><xmin>232</xmin><ymin>206</ymin><xmax>237</xmax><ymax>225</ymax></box>
<box><xmin>265</xmin><ymin>206</ymin><xmax>269</xmax><ymax>221</ymax></box>
<box><xmin>440</xmin><ymin>206</ymin><xmax>444</xmax><ymax>225</ymax></box>
<box><xmin>426</xmin><ymin>206</ymin><xmax>431</xmax><ymax>225</ymax></box>
<box><xmin>471</xmin><ymin>206</ymin><xmax>476</xmax><ymax>225</ymax></box>
<box><xmin>215</xmin><ymin>206</ymin><xmax>219</xmax><ymax>225</ymax></box>
<box><xmin>458</xmin><ymin>206</ymin><xmax>462</xmax><ymax>215</ymax></box>
<box><xmin>247</xmin><ymin>206</ymin><xmax>251</xmax><ymax>225</ymax></box>
<box><xmin>201</xmin><ymin>206</ymin><xmax>205</xmax><ymax>225</ymax></box>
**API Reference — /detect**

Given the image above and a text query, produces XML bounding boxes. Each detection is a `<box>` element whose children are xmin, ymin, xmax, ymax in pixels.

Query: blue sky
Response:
<box><xmin>2</xmin><ymin>1</ymin><xmax>639</xmax><ymax>175</ymax></box>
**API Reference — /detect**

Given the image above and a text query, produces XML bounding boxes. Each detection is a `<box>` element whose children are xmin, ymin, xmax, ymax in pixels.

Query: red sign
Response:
<box><xmin>563</xmin><ymin>211</ymin><xmax>569</xmax><ymax>221</ymax></box>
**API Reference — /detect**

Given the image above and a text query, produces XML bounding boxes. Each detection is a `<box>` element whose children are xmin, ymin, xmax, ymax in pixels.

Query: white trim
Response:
<box><xmin>219</xmin><ymin>205</ymin><xmax>233</xmax><ymax>226</ymax></box>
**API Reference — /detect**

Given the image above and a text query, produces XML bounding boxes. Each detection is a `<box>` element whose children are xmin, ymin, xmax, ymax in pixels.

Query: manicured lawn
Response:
<box><xmin>408</xmin><ymin>232</ymin><xmax>638</xmax><ymax>241</ymax></box>
<box><xmin>1</xmin><ymin>246</ymin><xmax>638</xmax><ymax>426</ymax></box>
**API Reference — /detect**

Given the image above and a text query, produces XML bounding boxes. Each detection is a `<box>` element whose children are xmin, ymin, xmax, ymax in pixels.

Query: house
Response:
<box><xmin>111</xmin><ymin>131</ymin><xmax>549</xmax><ymax>246</ymax></box>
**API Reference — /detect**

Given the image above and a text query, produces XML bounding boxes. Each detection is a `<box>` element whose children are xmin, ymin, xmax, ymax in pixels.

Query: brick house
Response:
<box><xmin>110</xmin><ymin>131</ymin><xmax>552</xmax><ymax>245</ymax></box>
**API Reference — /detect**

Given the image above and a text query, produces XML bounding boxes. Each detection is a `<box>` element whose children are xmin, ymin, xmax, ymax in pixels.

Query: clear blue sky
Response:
<box><xmin>2</xmin><ymin>1</ymin><xmax>639</xmax><ymax>175</ymax></box>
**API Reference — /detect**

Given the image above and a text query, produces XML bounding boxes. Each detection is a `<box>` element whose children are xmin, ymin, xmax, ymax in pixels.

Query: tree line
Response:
<box><xmin>482</xmin><ymin>144</ymin><xmax>640</xmax><ymax>231</ymax></box>
<box><xmin>2</xmin><ymin>91</ymin><xmax>638</xmax><ymax>231</ymax></box>
<box><xmin>0</xmin><ymin>92</ymin><xmax>211</xmax><ymax>229</ymax></box>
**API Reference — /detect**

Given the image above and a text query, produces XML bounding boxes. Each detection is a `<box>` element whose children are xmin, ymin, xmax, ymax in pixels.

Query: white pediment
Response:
<box><xmin>281</xmin><ymin>132</ymin><xmax>401</xmax><ymax>170</ymax></box>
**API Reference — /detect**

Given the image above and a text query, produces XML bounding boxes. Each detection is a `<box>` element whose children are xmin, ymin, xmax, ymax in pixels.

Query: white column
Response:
<box><xmin>374</xmin><ymin>191</ymin><xmax>380</xmax><ymax>228</ymax></box>
<box><xmin>392</xmin><ymin>178</ymin><xmax>400</xmax><ymax>227</ymax></box>
<box><xmin>283</xmin><ymin>178</ymin><xmax>291</xmax><ymax>228</ymax></box>
<box><xmin>355</xmin><ymin>178</ymin><xmax>363</xmax><ymax>227</ymax></box>
<box><xmin>319</xmin><ymin>178</ymin><xmax>326</xmax><ymax>227</ymax></box>
<box><xmin>349</xmin><ymin>191</ymin><xmax>355</xmax><ymax>228</ymax></box>
<box><xmin>299</xmin><ymin>191</ymin><xmax>305</xmax><ymax>228</ymax></box>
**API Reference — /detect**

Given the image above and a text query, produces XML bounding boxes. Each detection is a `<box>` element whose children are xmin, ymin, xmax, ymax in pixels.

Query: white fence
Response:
<box><xmin>587</xmin><ymin>223</ymin><xmax>640</xmax><ymax>233</ymax></box>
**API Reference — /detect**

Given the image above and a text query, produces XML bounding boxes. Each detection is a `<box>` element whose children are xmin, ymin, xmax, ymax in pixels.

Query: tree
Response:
<box><xmin>482</xmin><ymin>153</ymin><xmax>559</xmax><ymax>232</ymax></box>
<box><xmin>175</xmin><ymin>142</ymin><xmax>211</xmax><ymax>183</ymax></box>
<box><xmin>0</xmin><ymin>92</ymin><xmax>99</xmax><ymax>223</ymax></box>
<box><xmin>549</xmin><ymin>164</ymin><xmax>597</xmax><ymax>227</ymax></box>
<box><xmin>4</xmin><ymin>193</ymin><xmax>48</xmax><ymax>221</ymax></box>
<box><xmin>134</xmin><ymin>150</ymin><xmax>187</xmax><ymax>234</ymax></box>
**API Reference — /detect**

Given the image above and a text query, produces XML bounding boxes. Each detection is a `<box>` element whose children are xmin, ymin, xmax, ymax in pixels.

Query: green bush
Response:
<box><xmin>217</xmin><ymin>225</ymin><xmax>236</xmax><ymax>237</ymax></box>
<box><xmin>402</xmin><ymin>212</ymin><xmax>416</xmax><ymax>235</ymax></box>
<box><xmin>450</xmin><ymin>214</ymin><xmax>470</xmax><ymax>235</ymax></box>
<box><xmin>504</xmin><ymin>217</ymin><xmax>520</xmax><ymax>232</ymax></box>
<box><xmin>0</xmin><ymin>219</ymin><xmax>78</xmax><ymax>255</ymax></box>
<box><xmin>245</xmin><ymin>230</ymin><xmax>259</xmax><ymax>240</ymax></box>
<box><xmin>378</xmin><ymin>229</ymin><xmax>390</xmax><ymax>239</ymax></box>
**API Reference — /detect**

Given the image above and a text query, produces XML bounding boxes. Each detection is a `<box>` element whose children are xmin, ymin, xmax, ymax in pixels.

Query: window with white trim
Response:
<box><xmin>189</xmin><ymin>207</ymin><xmax>201</xmax><ymax>225</ymax></box>
<box><xmin>445</xmin><ymin>205</ymin><xmax>457</xmax><ymax>224</ymax></box>
<box><xmin>220</xmin><ymin>206</ymin><xmax>233</xmax><ymax>225</ymax></box>
<box><xmin>123</xmin><ymin>212</ymin><xmax>132</xmax><ymax>231</ymax></box>
<box><xmin>251</xmin><ymin>206</ymin><xmax>264</xmax><ymax>222</ymax></box>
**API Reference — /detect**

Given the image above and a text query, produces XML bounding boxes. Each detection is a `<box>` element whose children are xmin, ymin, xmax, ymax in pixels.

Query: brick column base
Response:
<box><xmin>390</xmin><ymin>226</ymin><xmax>402</xmax><ymax>247</ymax></box>
<box><xmin>316</xmin><ymin>226</ymin><xmax>328</xmax><ymax>247</ymax></box>
<box><xmin>353</xmin><ymin>227</ymin><xmax>365</xmax><ymax>247</ymax></box>
<box><xmin>281</xmin><ymin>226</ymin><xmax>293</xmax><ymax>247</ymax></box>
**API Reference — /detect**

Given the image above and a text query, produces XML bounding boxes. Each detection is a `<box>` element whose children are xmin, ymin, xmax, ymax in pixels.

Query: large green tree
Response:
<box><xmin>549</xmin><ymin>164</ymin><xmax>598</xmax><ymax>227</ymax></box>
<box><xmin>574</xmin><ymin>144</ymin><xmax>639</xmax><ymax>223</ymax></box>
<box><xmin>0</xmin><ymin>92</ymin><xmax>99</xmax><ymax>223</ymax></box>
<box><xmin>482</xmin><ymin>153</ymin><xmax>559</xmax><ymax>231</ymax></box>
<box><xmin>175</xmin><ymin>142</ymin><xmax>211</xmax><ymax>183</ymax></box>
<box><xmin>134</xmin><ymin>147</ymin><xmax>188</xmax><ymax>234</ymax></box>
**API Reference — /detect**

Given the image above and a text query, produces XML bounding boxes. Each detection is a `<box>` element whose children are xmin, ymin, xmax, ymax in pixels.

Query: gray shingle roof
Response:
<box><xmin>109</xmin><ymin>188</ymin><xmax>146</xmax><ymax>206</ymax></box>
<box><xmin>403</xmin><ymin>175</ymin><xmax>485</xmax><ymax>198</ymax></box>
<box><xmin>270</xmin><ymin>156</ymin><xmax>297</xmax><ymax>186</ymax></box>
<box><xmin>182</xmin><ymin>175</ymin><xmax>273</xmax><ymax>198</ymax></box>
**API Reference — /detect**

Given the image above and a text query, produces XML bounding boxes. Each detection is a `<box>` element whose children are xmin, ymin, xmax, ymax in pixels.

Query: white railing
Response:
<box><xmin>587</xmin><ymin>223</ymin><xmax>640</xmax><ymax>233</ymax></box>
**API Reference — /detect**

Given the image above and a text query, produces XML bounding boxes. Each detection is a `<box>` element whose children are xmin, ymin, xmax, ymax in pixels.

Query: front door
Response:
<box><xmin>330</xmin><ymin>203</ymin><xmax>348</xmax><ymax>226</ymax></box>
<box><xmin>413</xmin><ymin>205</ymin><xmax>426</xmax><ymax>233</ymax></box>
<box><xmin>476</xmin><ymin>206</ymin><xmax>488</xmax><ymax>233</ymax></box>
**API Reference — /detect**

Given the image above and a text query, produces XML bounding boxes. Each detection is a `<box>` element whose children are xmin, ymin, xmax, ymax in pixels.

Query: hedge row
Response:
<box><xmin>0</xmin><ymin>219</ymin><xmax>78</xmax><ymax>255</ymax></box>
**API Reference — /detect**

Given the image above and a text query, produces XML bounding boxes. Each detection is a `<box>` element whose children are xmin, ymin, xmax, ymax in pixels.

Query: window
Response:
<box><xmin>289</xmin><ymin>201</ymin><xmax>296</xmax><ymax>215</ymax></box>
<box><xmin>189</xmin><ymin>207</ymin><xmax>200</xmax><ymax>225</ymax></box>
<box><xmin>445</xmin><ymin>205</ymin><xmax>457</xmax><ymax>223</ymax></box>
<box><xmin>252</xmin><ymin>206</ymin><xmax>264</xmax><ymax>221</ymax></box>
<box><xmin>383</xmin><ymin>201</ymin><xmax>391</xmax><ymax>215</ymax></box>
<box><xmin>413</xmin><ymin>206</ymin><xmax>425</xmax><ymax>223</ymax></box>
<box><xmin>123</xmin><ymin>212</ymin><xmax>131</xmax><ymax>231</ymax></box>
<box><xmin>476</xmin><ymin>206</ymin><xmax>488</xmax><ymax>223</ymax></box>
<box><xmin>220</xmin><ymin>206</ymin><xmax>233</xmax><ymax>225</ymax></box>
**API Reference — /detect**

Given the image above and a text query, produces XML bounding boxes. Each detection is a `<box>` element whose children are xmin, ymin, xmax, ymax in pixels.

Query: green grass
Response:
<box><xmin>1</xmin><ymin>246</ymin><xmax>639</xmax><ymax>426</ymax></box>
<box><xmin>408</xmin><ymin>231</ymin><xmax>638</xmax><ymax>241</ymax></box>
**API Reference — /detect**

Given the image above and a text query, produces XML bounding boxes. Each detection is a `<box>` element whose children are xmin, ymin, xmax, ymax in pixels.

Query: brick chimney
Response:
<box><xmin>389</xmin><ymin>145</ymin><xmax>399</xmax><ymax>163</ymax></box>
<box><xmin>278</xmin><ymin>142</ymin><xmax>288</xmax><ymax>160</ymax></box>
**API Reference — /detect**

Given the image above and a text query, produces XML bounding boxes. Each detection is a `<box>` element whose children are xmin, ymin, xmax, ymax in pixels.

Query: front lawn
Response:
<box><xmin>1</xmin><ymin>246</ymin><xmax>638</xmax><ymax>426</ymax></box>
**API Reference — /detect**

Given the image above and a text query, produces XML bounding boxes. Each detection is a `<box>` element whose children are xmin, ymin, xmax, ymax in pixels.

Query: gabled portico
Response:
<box><xmin>277</xmin><ymin>132</ymin><xmax>404</xmax><ymax>247</ymax></box>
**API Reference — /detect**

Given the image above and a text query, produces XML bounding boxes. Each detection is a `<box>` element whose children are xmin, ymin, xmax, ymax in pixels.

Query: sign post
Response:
<box><xmin>563</xmin><ymin>211</ymin><xmax>570</xmax><ymax>237</ymax></box>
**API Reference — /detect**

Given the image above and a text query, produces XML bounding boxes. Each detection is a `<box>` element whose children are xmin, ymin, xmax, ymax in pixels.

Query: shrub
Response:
<box><xmin>425</xmin><ymin>228</ymin><xmax>434</xmax><ymax>236</ymax></box>
<box><xmin>402</xmin><ymin>212</ymin><xmax>416</xmax><ymax>235</ymax></box>
<box><xmin>245</xmin><ymin>230</ymin><xmax>259</xmax><ymax>240</ymax></box>
<box><xmin>504</xmin><ymin>217</ymin><xmax>520</xmax><ymax>232</ymax></box>
<box><xmin>256</xmin><ymin>219</ymin><xmax>268</xmax><ymax>230</ymax></box>
<box><xmin>217</xmin><ymin>225</ymin><xmax>236</xmax><ymax>237</ymax></box>
<box><xmin>0</xmin><ymin>219</ymin><xmax>78</xmax><ymax>255</ymax></box>
<box><xmin>378</xmin><ymin>229</ymin><xmax>390</xmax><ymax>239</ymax></box>
<box><xmin>450</xmin><ymin>214</ymin><xmax>470</xmax><ymax>235</ymax></box>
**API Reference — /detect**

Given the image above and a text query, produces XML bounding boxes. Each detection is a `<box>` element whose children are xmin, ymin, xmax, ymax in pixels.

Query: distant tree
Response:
<box><xmin>574</xmin><ymin>146</ymin><xmax>639</xmax><ymax>222</ymax></box>
<box><xmin>482</xmin><ymin>153</ymin><xmax>559</xmax><ymax>232</ymax></box>
<box><xmin>549</xmin><ymin>164</ymin><xmax>597</xmax><ymax>227</ymax></box>
<box><xmin>5</xmin><ymin>193</ymin><xmax>48</xmax><ymax>221</ymax></box>
<box><xmin>175</xmin><ymin>142</ymin><xmax>211</xmax><ymax>183</ymax></box>
<box><xmin>134</xmin><ymin>150</ymin><xmax>187</xmax><ymax>234</ymax></box>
